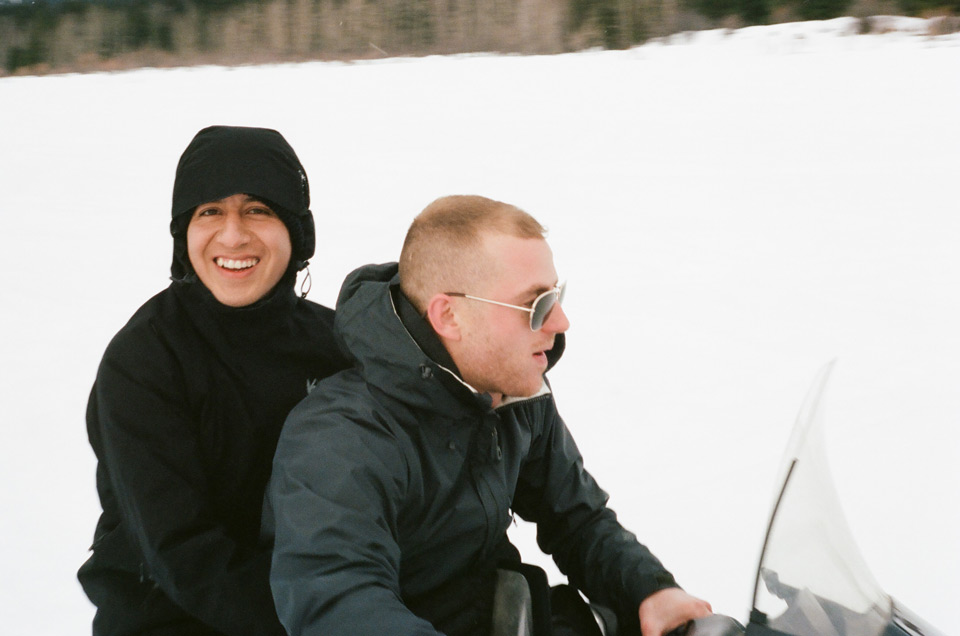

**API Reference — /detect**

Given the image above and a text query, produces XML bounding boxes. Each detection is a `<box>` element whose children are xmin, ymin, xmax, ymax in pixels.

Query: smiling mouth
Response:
<box><xmin>216</xmin><ymin>257</ymin><xmax>259</xmax><ymax>271</ymax></box>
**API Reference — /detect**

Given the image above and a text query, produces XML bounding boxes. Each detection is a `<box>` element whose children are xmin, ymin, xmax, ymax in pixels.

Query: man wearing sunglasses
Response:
<box><xmin>267</xmin><ymin>195</ymin><xmax>712</xmax><ymax>636</ymax></box>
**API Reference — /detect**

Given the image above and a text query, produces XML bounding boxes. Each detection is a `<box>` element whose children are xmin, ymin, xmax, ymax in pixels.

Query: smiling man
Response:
<box><xmin>78</xmin><ymin>126</ymin><xmax>351</xmax><ymax>636</ymax></box>
<box><xmin>267</xmin><ymin>195</ymin><xmax>711</xmax><ymax>636</ymax></box>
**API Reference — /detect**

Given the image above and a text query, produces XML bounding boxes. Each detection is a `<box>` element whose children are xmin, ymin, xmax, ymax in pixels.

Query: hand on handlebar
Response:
<box><xmin>639</xmin><ymin>588</ymin><xmax>713</xmax><ymax>636</ymax></box>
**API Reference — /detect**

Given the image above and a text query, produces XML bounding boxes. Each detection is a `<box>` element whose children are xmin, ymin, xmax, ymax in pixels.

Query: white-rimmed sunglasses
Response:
<box><xmin>446</xmin><ymin>283</ymin><xmax>566</xmax><ymax>331</ymax></box>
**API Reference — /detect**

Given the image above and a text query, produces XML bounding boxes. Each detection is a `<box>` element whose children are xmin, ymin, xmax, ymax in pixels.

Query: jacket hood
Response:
<box><xmin>334</xmin><ymin>262</ymin><xmax>565</xmax><ymax>414</ymax></box>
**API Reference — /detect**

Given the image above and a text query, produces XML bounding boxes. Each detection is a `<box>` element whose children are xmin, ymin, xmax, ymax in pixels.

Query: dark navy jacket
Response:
<box><xmin>267</xmin><ymin>263</ymin><xmax>678</xmax><ymax>636</ymax></box>
<box><xmin>79</xmin><ymin>279</ymin><xmax>349</xmax><ymax>636</ymax></box>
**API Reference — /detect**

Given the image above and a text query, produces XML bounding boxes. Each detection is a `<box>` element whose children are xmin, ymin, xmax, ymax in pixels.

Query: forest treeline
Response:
<box><xmin>2</xmin><ymin>0</ymin><xmax>958</xmax><ymax>75</ymax></box>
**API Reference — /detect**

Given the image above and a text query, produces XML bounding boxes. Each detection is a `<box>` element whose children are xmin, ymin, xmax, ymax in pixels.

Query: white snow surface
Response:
<box><xmin>1</xmin><ymin>16</ymin><xmax>958</xmax><ymax>635</ymax></box>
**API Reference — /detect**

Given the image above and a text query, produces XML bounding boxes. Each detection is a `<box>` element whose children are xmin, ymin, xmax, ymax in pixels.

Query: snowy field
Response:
<box><xmin>1</xmin><ymin>16</ymin><xmax>958</xmax><ymax>635</ymax></box>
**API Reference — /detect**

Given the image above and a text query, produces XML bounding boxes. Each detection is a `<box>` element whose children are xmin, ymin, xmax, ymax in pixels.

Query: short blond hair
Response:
<box><xmin>399</xmin><ymin>195</ymin><xmax>547</xmax><ymax>313</ymax></box>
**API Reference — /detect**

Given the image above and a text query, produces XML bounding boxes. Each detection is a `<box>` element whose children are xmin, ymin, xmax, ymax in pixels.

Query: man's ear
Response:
<box><xmin>425</xmin><ymin>294</ymin><xmax>462</xmax><ymax>342</ymax></box>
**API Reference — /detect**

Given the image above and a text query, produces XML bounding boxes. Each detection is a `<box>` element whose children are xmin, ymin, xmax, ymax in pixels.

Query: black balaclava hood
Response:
<box><xmin>169</xmin><ymin>125</ymin><xmax>315</xmax><ymax>281</ymax></box>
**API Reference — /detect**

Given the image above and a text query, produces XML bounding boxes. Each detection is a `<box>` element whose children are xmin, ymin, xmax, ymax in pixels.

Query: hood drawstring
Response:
<box><xmin>300</xmin><ymin>265</ymin><xmax>312</xmax><ymax>299</ymax></box>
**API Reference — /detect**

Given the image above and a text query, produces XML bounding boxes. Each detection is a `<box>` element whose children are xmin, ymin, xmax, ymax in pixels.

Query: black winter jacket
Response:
<box><xmin>267</xmin><ymin>263</ymin><xmax>678</xmax><ymax>636</ymax></box>
<box><xmin>78</xmin><ymin>279</ymin><xmax>349</xmax><ymax>636</ymax></box>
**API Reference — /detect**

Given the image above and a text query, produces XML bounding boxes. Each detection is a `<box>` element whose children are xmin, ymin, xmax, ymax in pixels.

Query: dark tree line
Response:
<box><xmin>2</xmin><ymin>0</ymin><xmax>958</xmax><ymax>75</ymax></box>
<box><xmin>687</xmin><ymin>0</ymin><xmax>959</xmax><ymax>22</ymax></box>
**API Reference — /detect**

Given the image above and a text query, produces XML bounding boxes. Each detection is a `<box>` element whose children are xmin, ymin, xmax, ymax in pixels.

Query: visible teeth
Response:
<box><xmin>216</xmin><ymin>257</ymin><xmax>259</xmax><ymax>270</ymax></box>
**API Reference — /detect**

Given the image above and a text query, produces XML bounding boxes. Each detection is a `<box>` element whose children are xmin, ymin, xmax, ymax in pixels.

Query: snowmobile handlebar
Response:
<box><xmin>668</xmin><ymin>614</ymin><xmax>746</xmax><ymax>636</ymax></box>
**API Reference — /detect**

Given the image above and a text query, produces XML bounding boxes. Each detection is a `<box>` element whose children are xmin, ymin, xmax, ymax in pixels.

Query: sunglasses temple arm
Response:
<box><xmin>459</xmin><ymin>295</ymin><xmax>534</xmax><ymax>314</ymax></box>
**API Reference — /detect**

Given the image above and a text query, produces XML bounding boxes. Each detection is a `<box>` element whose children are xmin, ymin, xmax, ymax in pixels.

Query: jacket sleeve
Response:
<box><xmin>268</xmin><ymin>390</ymin><xmax>441</xmax><ymax>636</ymax></box>
<box><xmin>90</xmin><ymin>328</ymin><xmax>286</xmax><ymax>636</ymax></box>
<box><xmin>511</xmin><ymin>398</ymin><xmax>679</xmax><ymax>624</ymax></box>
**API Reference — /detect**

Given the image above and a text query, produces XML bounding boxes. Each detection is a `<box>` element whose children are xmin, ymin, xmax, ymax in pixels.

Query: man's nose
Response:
<box><xmin>218</xmin><ymin>213</ymin><xmax>250</xmax><ymax>247</ymax></box>
<box><xmin>543</xmin><ymin>303</ymin><xmax>569</xmax><ymax>334</ymax></box>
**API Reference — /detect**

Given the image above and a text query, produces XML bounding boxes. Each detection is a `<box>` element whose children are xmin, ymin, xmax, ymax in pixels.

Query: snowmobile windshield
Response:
<box><xmin>750</xmin><ymin>362</ymin><xmax>891</xmax><ymax>636</ymax></box>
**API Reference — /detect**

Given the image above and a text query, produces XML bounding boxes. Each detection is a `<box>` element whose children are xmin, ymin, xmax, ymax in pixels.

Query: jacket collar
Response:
<box><xmin>171</xmin><ymin>274</ymin><xmax>298</xmax><ymax>319</ymax></box>
<box><xmin>392</xmin><ymin>285</ymin><xmax>461</xmax><ymax>378</ymax></box>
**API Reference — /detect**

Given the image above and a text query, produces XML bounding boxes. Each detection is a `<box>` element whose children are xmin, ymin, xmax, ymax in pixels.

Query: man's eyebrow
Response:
<box><xmin>511</xmin><ymin>281</ymin><xmax>558</xmax><ymax>303</ymax></box>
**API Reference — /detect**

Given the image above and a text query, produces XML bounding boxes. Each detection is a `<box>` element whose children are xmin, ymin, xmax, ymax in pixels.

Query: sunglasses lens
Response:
<box><xmin>530</xmin><ymin>285</ymin><xmax>565</xmax><ymax>331</ymax></box>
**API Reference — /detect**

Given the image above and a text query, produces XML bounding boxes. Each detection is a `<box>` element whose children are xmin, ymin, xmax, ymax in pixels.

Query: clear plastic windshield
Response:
<box><xmin>752</xmin><ymin>362</ymin><xmax>892</xmax><ymax>636</ymax></box>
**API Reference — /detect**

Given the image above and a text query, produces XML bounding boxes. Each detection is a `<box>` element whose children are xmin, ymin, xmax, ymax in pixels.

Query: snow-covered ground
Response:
<box><xmin>1</xmin><ymin>16</ymin><xmax>958</xmax><ymax>635</ymax></box>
